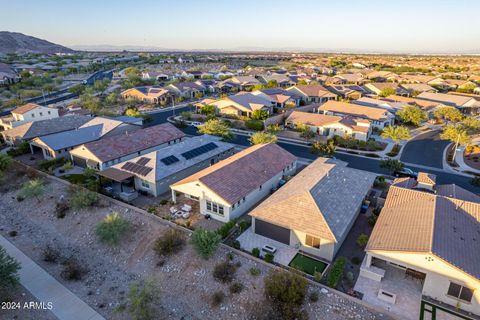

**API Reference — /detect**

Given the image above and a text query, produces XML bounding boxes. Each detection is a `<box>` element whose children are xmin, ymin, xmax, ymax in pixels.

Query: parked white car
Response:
<box><xmin>190</xmin><ymin>121</ymin><xmax>202</xmax><ymax>127</ymax></box>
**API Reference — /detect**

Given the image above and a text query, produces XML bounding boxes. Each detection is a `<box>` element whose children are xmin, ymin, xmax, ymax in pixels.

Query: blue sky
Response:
<box><xmin>2</xmin><ymin>0</ymin><xmax>480</xmax><ymax>53</ymax></box>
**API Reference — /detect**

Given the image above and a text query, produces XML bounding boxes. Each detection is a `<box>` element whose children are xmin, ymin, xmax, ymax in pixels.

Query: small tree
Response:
<box><xmin>191</xmin><ymin>228</ymin><xmax>221</xmax><ymax>259</ymax></box>
<box><xmin>264</xmin><ymin>270</ymin><xmax>308</xmax><ymax>320</ymax></box>
<box><xmin>198</xmin><ymin>119</ymin><xmax>233</xmax><ymax>140</ymax></box>
<box><xmin>70</xmin><ymin>189</ymin><xmax>98</xmax><ymax>209</ymax></box>
<box><xmin>379</xmin><ymin>159</ymin><xmax>404</xmax><ymax>173</ymax></box>
<box><xmin>311</xmin><ymin>140</ymin><xmax>336</xmax><ymax>157</ymax></box>
<box><xmin>396</xmin><ymin>105</ymin><xmax>427</xmax><ymax>126</ymax></box>
<box><xmin>327</xmin><ymin>257</ymin><xmax>346</xmax><ymax>288</ymax></box>
<box><xmin>356</xmin><ymin>234</ymin><xmax>369</xmax><ymax>247</ymax></box>
<box><xmin>266</xmin><ymin>124</ymin><xmax>281</xmax><ymax>134</ymax></box>
<box><xmin>441</xmin><ymin>124</ymin><xmax>471</xmax><ymax>162</ymax></box>
<box><xmin>433</xmin><ymin>107</ymin><xmax>464</xmax><ymax>123</ymax></box>
<box><xmin>251</xmin><ymin>109</ymin><xmax>269</xmax><ymax>121</ymax></box>
<box><xmin>95</xmin><ymin>212</ymin><xmax>130</xmax><ymax>245</ymax></box>
<box><xmin>378</xmin><ymin>87</ymin><xmax>396</xmax><ymax>97</ymax></box>
<box><xmin>200</xmin><ymin>104</ymin><xmax>216</xmax><ymax>115</ymax></box>
<box><xmin>249</xmin><ymin>132</ymin><xmax>277</xmax><ymax>145</ymax></box>
<box><xmin>381</xmin><ymin>125</ymin><xmax>411</xmax><ymax>144</ymax></box>
<box><xmin>0</xmin><ymin>246</ymin><xmax>21</xmax><ymax>298</ymax></box>
<box><xmin>153</xmin><ymin>229</ymin><xmax>185</xmax><ymax>256</ymax></box>
<box><xmin>17</xmin><ymin>179</ymin><xmax>45</xmax><ymax>201</ymax></box>
<box><xmin>127</xmin><ymin>277</ymin><xmax>160</xmax><ymax>320</ymax></box>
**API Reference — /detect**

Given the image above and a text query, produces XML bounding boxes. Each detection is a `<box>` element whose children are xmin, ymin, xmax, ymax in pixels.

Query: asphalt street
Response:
<box><xmin>146</xmin><ymin>109</ymin><xmax>480</xmax><ymax>193</ymax></box>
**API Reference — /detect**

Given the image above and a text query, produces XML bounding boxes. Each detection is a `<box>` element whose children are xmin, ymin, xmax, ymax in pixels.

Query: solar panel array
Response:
<box><xmin>181</xmin><ymin>142</ymin><xmax>218</xmax><ymax>160</ymax></box>
<box><xmin>160</xmin><ymin>155</ymin><xmax>180</xmax><ymax>166</ymax></box>
<box><xmin>136</xmin><ymin>157</ymin><xmax>150</xmax><ymax>165</ymax></box>
<box><xmin>121</xmin><ymin>161</ymin><xmax>152</xmax><ymax>176</ymax></box>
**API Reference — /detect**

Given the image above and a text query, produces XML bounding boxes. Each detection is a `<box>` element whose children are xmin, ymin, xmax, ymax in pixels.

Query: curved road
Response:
<box><xmin>400</xmin><ymin>130</ymin><xmax>450</xmax><ymax>169</ymax></box>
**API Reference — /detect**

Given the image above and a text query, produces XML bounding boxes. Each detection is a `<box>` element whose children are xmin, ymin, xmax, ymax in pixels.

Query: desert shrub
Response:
<box><xmin>213</xmin><ymin>261</ymin><xmax>237</xmax><ymax>283</ymax></box>
<box><xmin>61</xmin><ymin>258</ymin><xmax>84</xmax><ymax>281</ymax></box>
<box><xmin>356</xmin><ymin>234</ymin><xmax>369</xmax><ymax>247</ymax></box>
<box><xmin>0</xmin><ymin>154</ymin><xmax>12</xmax><ymax>172</ymax></box>
<box><xmin>147</xmin><ymin>206</ymin><xmax>156</xmax><ymax>214</ymax></box>
<box><xmin>368</xmin><ymin>212</ymin><xmax>379</xmax><ymax>226</ymax></box>
<box><xmin>43</xmin><ymin>245</ymin><xmax>60</xmax><ymax>263</ymax></box>
<box><xmin>70</xmin><ymin>190</ymin><xmax>98</xmax><ymax>209</ymax></box>
<box><xmin>55</xmin><ymin>201</ymin><xmax>69</xmax><ymax>218</ymax></box>
<box><xmin>250</xmin><ymin>267</ymin><xmax>261</xmax><ymax>276</ymax></box>
<box><xmin>229</xmin><ymin>281</ymin><xmax>244</xmax><ymax>294</ymax></box>
<box><xmin>327</xmin><ymin>257</ymin><xmax>346</xmax><ymax>288</ymax></box>
<box><xmin>264</xmin><ymin>253</ymin><xmax>274</xmax><ymax>263</ymax></box>
<box><xmin>245</xmin><ymin>119</ymin><xmax>264</xmax><ymax>131</ymax></box>
<box><xmin>238</xmin><ymin>220</ymin><xmax>250</xmax><ymax>232</ymax></box>
<box><xmin>211</xmin><ymin>290</ymin><xmax>225</xmax><ymax>307</ymax></box>
<box><xmin>309</xmin><ymin>291</ymin><xmax>319</xmax><ymax>302</ymax></box>
<box><xmin>17</xmin><ymin>179</ymin><xmax>45</xmax><ymax>200</ymax></box>
<box><xmin>153</xmin><ymin>229</ymin><xmax>185</xmax><ymax>256</ymax></box>
<box><xmin>95</xmin><ymin>212</ymin><xmax>130</xmax><ymax>245</ymax></box>
<box><xmin>38</xmin><ymin>157</ymin><xmax>66</xmax><ymax>172</ymax></box>
<box><xmin>232</xmin><ymin>240</ymin><xmax>241</xmax><ymax>249</ymax></box>
<box><xmin>264</xmin><ymin>270</ymin><xmax>308</xmax><ymax>320</ymax></box>
<box><xmin>191</xmin><ymin>228</ymin><xmax>221</xmax><ymax>259</ymax></box>
<box><xmin>127</xmin><ymin>277</ymin><xmax>160</xmax><ymax>320</ymax></box>
<box><xmin>314</xmin><ymin>271</ymin><xmax>322</xmax><ymax>282</ymax></box>
<box><xmin>226</xmin><ymin>252</ymin><xmax>234</xmax><ymax>261</ymax></box>
<box><xmin>216</xmin><ymin>219</ymin><xmax>237</xmax><ymax>239</ymax></box>
<box><xmin>62</xmin><ymin>161</ymin><xmax>74</xmax><ymax>170</ymax></box>
<box><xmin>0</xmin><ymin>246</ymin><xmax>21</xmax><ymax>297</ymax></box>
<box><xmin>346</xmin><ymin>271</ymin><xmax>355</xmax><ymax>287</ymax></box>
<box><xmin>252</xmin><ymin>247</ymin><xmax>260</xmax><ymax>258</ymax></box>
<box><xmin>6</xmin><ymin>142</ymin><xmax>29</xmax><ymax>157</ymax></box>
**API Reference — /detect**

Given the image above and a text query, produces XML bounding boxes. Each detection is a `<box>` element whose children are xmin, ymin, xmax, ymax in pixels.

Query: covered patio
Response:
<box><xmin>98</xmin><ymin>167</ymin><xmax>138</xmax><ymax>202</ymax></box>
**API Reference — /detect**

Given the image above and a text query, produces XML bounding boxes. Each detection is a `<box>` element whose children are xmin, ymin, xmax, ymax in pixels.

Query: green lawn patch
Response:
<box><xmin>289</xmin><ymin>253</ymin><xmax>327</xmax><ymax>276</ymax></box>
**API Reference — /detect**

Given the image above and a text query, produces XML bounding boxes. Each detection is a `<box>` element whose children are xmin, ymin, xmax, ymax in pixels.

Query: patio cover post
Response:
<box><xmin>366</xmin><ymin>253</ymin><xmax>372</xmax><ymax>268</ymax></box>
<box><xmin>171</xmin><ymin>189</ymin><xmax>177</xmax><ymax>203</ymax></box>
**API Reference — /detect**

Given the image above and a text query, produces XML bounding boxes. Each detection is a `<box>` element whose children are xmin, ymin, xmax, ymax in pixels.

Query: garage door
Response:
<box><xmin>72</xmin><ymin>156</ymin><xmax>87</xmax><ymax>168</ymax></box>
<box><xmin>255</xmin><ymin>219</ymin><xmax>290</xmax><ymax>245</ymax></box>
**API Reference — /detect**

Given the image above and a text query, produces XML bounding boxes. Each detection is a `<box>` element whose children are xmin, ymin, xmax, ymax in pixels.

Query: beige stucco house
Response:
<box><xmin>0</xmin><ymin>103</ymin><xmax>59</xmax><ymax>130</ymax></box>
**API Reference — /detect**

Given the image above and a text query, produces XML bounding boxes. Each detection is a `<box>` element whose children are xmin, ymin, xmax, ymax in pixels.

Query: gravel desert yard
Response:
<box><xmin>0</xmin><ymin>162</ymin><xmax>392</xmax><ymax>320</ymax></box>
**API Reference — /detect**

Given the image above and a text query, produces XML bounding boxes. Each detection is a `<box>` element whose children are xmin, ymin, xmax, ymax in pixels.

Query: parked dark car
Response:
<box><xmin>393</xmin><ymin>168</ymin><xmax>418</xmax><ymax>178</ymax></box>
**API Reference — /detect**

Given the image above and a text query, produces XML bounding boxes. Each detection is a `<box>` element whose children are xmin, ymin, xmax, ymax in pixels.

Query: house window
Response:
<box><xmin>206</xmin><ymin>201</ymin><xmax>212</xmax><ymax>211</ymax></box>
<box><xmin>31</xmin><ymin>113</ymin><xmax>35</xmax><ymax>117</ymax></box>
<box><xmin>305</xmin><ymin>235</ymin><xmax>320</xmax><ymax>248</ymax></box>
<box><xmin>447</xmin><ymin>282</ymin><xmax>473</xmax><ymax>303</ymax></box>
<box><xmin>39</xmin><ymin>112</ymin><xmax>43</xmax><ymax>116</ymax></box>
<box><xmin>48</xmin><ymin>111</ymin><xmax>51</xmax><ymax>115</ymax></box>
<box><xmin>206</xmin><ymin>200</ymin><xmax>224</xmax><ymax>216</ymax></box>
<box><xmin>141</xmin><ymin>180</ymin><xmax>150</xmax><ymax>188</ymax></box>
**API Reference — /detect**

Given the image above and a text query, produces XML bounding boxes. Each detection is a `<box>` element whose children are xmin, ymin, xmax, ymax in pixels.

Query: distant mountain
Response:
<box><xmin>0</xmin><ymin>31</ymin><xmax>74</xmax><ymax>54</ymax></box>
<box><xmin>70</xmin><ymin>44</ymin><xmax>174</xmax><ymax>52</ymax></box>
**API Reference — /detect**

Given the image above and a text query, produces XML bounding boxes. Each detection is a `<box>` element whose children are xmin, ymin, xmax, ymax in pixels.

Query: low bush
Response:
<box><xmin>95</xmin><ymin>212</ymin><xmax>130</xmax><ymax>245</ymax></box>
<box><xmin>55</xmin><ymin>201</ymin><xmax>69</xmax><ymax>218</ymax></box>
<box><xmin>264</xmin><ymin>253</ymin><xmax>274</xmax><ymax>263</ymax></box>
<box><xmin>213</xmin><ymin>261</ymin><xmax>237</xmax><ymax>283</ymax></box>
<box><xmin>43</xmin><ymin>245</ymin><xmax>60</xmax><ymax>263</ymax></box>
<box><xmin>191</xmin><ymin>228</ymin><xmax>221</xmax><ymax>259</ymax></box>
<box><xmin>368</xmin><ymin>213</ymin><xmax>379</xmax><ymax>226</ymax></box>
<box><xmin>38</xmin><ymin>157</ymin><xmax>66</xmax><ymax>172</ymax></box>
<box><xmin>6</xmin><ymin>142</ymin><xmax>30</xmax><ymax>157</ymax></box>
<box><xmin>249</xmin><ymin>267</ymin><xmax>261</xmax><ymax>276</ymax></box>
<box><xmin>153</xmin><ymin>229</ymin><xmax>185</xmax><ymax>256</ymax></box>
<box><xmin>232</xmin><ymin>240</ymin><xmax>241</xmax><ymax>249</ymax></box>
<box><xmin>327</xmin><ymin>257</ymin><xmax>346</xmax><ymax>288</ymax></box>
<box><xmin>61</xmin><ymin>258</ymin><xmax>84</xmax><ymax>281</ymax></box>
<box><xmin>229</xmin><ymin>281</ymin><xmax>244</xmax><ymax>294</ymax></box>
<box><xmin>127</xmin><ymin>277</ymin><xmax>160</xmax><ymax>320</ymax></box>
<box><xmin>314</xmin><ymin>271</ymin><xmax>322</xmax><ymax>283</ymax></box>
<box><xmin>8</xmin><ymin>230</ymin><xmax>17</xmax><ymax>237</ymax></box>
<box><xmin>17</xmin><ymin>179</ymin><xmax>45</xmax><ymax>200</ymax></box>
<box><xmin>309</xmin><ymin>291</ymin><xmax>319</xmax><ymax>302</ymax></box>
<box><xmin>252</xmin><ymin>247</ymin><xmax>260</xmax><ymax>258</ymax></box>
<box><xmin>356</xmin><ymin>234</ymin><xmax>369</xmax><ymax>247</ymax></box>
<box><xmin>70</xmin><ymin>190</ymin><xmax>98</xmax><ymax>209</ymax></box>
<box><xmin>216</xmin><ymin>219</ymin><xmax>237</xmax><ymax>239</ymax></box>
<box><xmin>211</xmin><ymin>291</ymin><xmax>225</xmax><ymax>307</ymax></box>
<box><xmin>238</xmin><ymin>220</ymin><xmax>250</xmax><ymax>232</ymax></box>
<box><xmin>245</xmin><ymin>120</ymin><xmax>264</xmax><ymax>131</ymax></box>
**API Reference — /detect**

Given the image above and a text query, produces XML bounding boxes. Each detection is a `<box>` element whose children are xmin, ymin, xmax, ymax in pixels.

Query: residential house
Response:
<box><xmin>249</xmin><ymin>157</ymin><xmax>376</xmax><ymax>262</ymax></box>
<box><xmin>258</xmin><ymin>74</ymin><xmax>295</xmax><ymax>88</ymax></box>
<box><xmin>416</xmin><ymin>92</ymin><xmax>479</xmax><ymax>112</ymax></box>
<box><xmin>166</xmin><ymin>82</ymin><xmax>207</xmax><ymax>99</ymax></box>
<box><xmin>1</xmin><ymin>115</ymin><xmax>91</xmax><ymax>146</ymax></box>
<box><xmin>318</xmin><ymin>100</ymin><xmax>395</xmax><ymax>129</ymax></box>
<box><xmin>381</xmin><ymin>95</ymin><xmax>440</xmax><ymax>111</ymax></box>
<box><xmin>30</xmin><ymin>117</ymin><xmax>140</xmax><ymax>160</ymax></box>
<box><xmin>398</xmin><ymin>74</ymin><xmax>440</xmax><ymax>84</ymax></box>
<box><xmin>399</xmin><ymin>83</ymin><xmax>438</xmax><ymax>95</ymax></box>
<box><xmin>326</xmin><ymin>85</ymin><xmax>369</xmax><ymax>100</ymax></box>
<box><xmin>364</xmin><ymin>83</ymin><xmax>408</xmax><ymax>96</ymax></box>
<box><xmin>0</xmin><ymin>63</ymin><xmax>20</xmax><ymax>85</ymax></box>
<box><xmin>353</xmin><ymin>97</ymin><xmax>408</xmax><ymax>114</ymax></box>
<box><xmin>251</xmin><ymin>88</ymin><xmax>301</xmax><ymax>108</ymax></box>
<box><xmin>121</xmin><ymin>86</ymin><xmax>175</xmax><ymax>104</ymax></box>
<box><xmin>357</xmin><ymin>174</ymin><xmax>480</xmax><ymax>319</ymax></box>
<box><xmin>170</xmin><ymin>143</ymin><xmax>297</xmax><ymax>223</ymax></box>
<box><xmin>101</xmin><ymin>135</ymin><xmax>236</xmax><ymax>197</ymax></box>
<box><xmin>332</xmin><ymin>73</ymin><xmax>365</xmax><ymax>85</ymax></box>
<box><xmin>428</xmin><ymin>78</ymin><xmax>478</xmax><ymax>91</ymax></box>
<box><xmin>286</xmin><ymin>84</ymin><xmax>338</xmax><ymax>104</ymax></box>
<box><xmin>286</xmin><ymin>111</ymin><xmax>371</xmax><ymax>141</ymax></box>
<box><xmin>210</xmin><ymin>92</ymin><xmax>274</xmax><ymax>117</ymax></box>
<box><xmin>69</xmin><ymin>123</ymin><xmax>185</xmax><ymax>170</ymax></box>
<box><xmin>0</xmin><ymin>103</ymin><xmax>59</xmax><ymax>130</ymax></box>
<box><xmin>141</xmin><ymin>70</ymin><xmax>175</xmax><ymax>81</ymax></box>
<box><xmin>366</xmin><ymin>70</ymin><xmax>398</xmax><ymax>82</ymax></box>
<box><xmin>226</xmin><ymin>76</ymin><xmax>262</xmax><ymax>90</ymax></box>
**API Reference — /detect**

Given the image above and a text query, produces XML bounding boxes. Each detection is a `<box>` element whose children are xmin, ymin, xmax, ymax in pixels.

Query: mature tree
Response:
<box><xmin>80</xmin><ymin>91</ymin><xmax>101</xmax><ymax>114</ymax></box>
<box><xmin>266</xmin><ymin>80</ymin><xmax>278</xmax><ymax>88</ymax></box>
<box><xmin>396</xmin><ymin>105</ymin><xmax>427</xmax><ymax>126</ymax></box>
<box><xmin>296</xmin><ymin>123</ymin><xmax>315</xmax><ymax>140</ymax></box>
<box><xmin>105</xmin><ymin>92</ymin><xmax>118</xmax><ymax>105</ymax></box>
<box><xmin>69</xmin><ymin>84</ymin><xmax>85</xmax><ymax>95</ymax></box>
<box><xmin>251</xmin><ymin>110</ymin><xmax>269</xmax><ymax>121</ymax></box>
<box><xmin>125</xmin><ymin>108</ymin><xmax>142</xmax><ymax>118</ymax></box>
<box><xmin>124</xmin><ymin>67</ymin><xmax>141</xmax><ymax>80</ymax></box>
<box><xmin>128</xmin><ymin>277</ymin><xmax>160</xmax><ymax>320</ymax></box>
<box><xmin>93</xmin><ymin>79</ymin><xmax>110</xmax><ymax>95</ymax></box>
<box><xmin>249</xmin><ymin>132</ymin><xmax>277</xmax><ymax>145</ymax></box>
<box><xmin>190</xmin><ymin>229</ymin><xmax>221</xmax><ymax>259</ymax></box>
<box><xmin>378</xmin><ymin>87</ymin><xmax>396</xmax><ymax>97</ymax></box>
<box><xmin>380</xmin><ymin>125</ymin><xmax>411</xmax><ymax>144</ymax></box>
<box><xmin>198</xmin><ymin>119</ymin><xmax>233</xmax><ymax>140</ymax></box>
<box><xmin>0</xmin><ymin>154</ymin><xmax>12</xmax><ymax>172</ymax></box>
<box><xmin>200</xmin><ymin>104</ymin><xmax>216</xmax><ymax>115</ymax></box>
<box><xmin>441</xmin><ymin>124</ymin><xmax>471</xmax><ymax>161</ymax></box>
<box><xmin>264</xmin><ymin>270</ymin><xmax>308</xmax><ymax>320</ymax></box>
<box><xmin>297</xmin><ymin>80</ymin><xmax>308</xmax><ymax>85</ymax></box>
<box><xmin>457</xmin><ymin>82</ymin><xmax>478</xmax><ymax>94</ymax></box>
<box><xmin>311</xmin><ymin>140</ymin><xmax>336</xmax><ymax>157</ymax></box>
<box><xmin>461</xmin><ymin>116</ymin><xmax>480</xmax><ymax>134</ymax></box>
<box><xmin>252</xmin><ymin>84</ymin><xmax>265</xmax><ymax>91</ymax></box>
<box><xmin>266</xmin><ymin>124</ymin><xmax>281</xmax><ymax>134</ymax></box>
<box><xmin>379</xmin><ymin>159</ymin><xmax>404</xmax><ymax>173</ymax></box>
<box><xmin>0</xmin><ymin>246</ymin><xmax>21</xmax><ymax>297</ymax></box>
<box><xmin>433</xmin><ymin>107</ymin><xmax>464</xmax><ymax>123</ymax></box>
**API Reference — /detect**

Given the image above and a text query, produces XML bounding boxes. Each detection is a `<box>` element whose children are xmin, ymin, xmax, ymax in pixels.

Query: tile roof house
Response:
<box><xmin>318</xmin><ymin>100</ymin><xmax>395</xmax><ymax>129</ymax></box>
<box><xmin>417</xmin><ymin>92</ymin><xmax>479</xmax><ymax>110</ymax></box>
<box><xmin>252</xmin><ymin>88</ymin><xmax>301</xmax><ymax>108</ymax></box>
<box><xmin>170</xmin><ymin>143</ymin><xmax>297</xmax><ymax>222</ymax></box>
<box><xmin>258</xmin><ymin>74</ymin><xmax>296</xmax><ymax>88</ymax></box>
<box><xmin>359</xmin><ymin>174</ymin><xmax>480</xmax><ymax>317</ymax></box>
<box><xmin>353</xmin><ymin>97</ymin><xmax>408</xmax><ymax>114</ymax></box>
<box><xmin>210</xmin><ymin>92</ymin><xmax>274</xmax><ymax>117</ymax></box>
<box><xmin>400</xmin><ymin>83</ymin><xmax>438</xmax><ymax>94</ymax></box>
<box><xmin>121</xmin><ymin>86</ymin><xmax>174</xmax><ymax>104</ymax></box>
<box><xmin>0</xmin><ymin>63</ymin><xmax>20</xmax><ymax>85</ymax></box>
<box><xmin>1</xmin><ymin>115</ymin><xmax>92</xmax><ymax>146</ymax></box>
<box><xmin>166</xmin><ymin>82</ymin><xmax>207</xmax><ymax>98</ymax></box>
<box><xmin>249</xmin><ymin>157</ymin><xmax>376</xmax><ymax>261</ymax></box>
<box><xmin>0</xmin><ymin>103</ymin><xmax>59</xmax><ymax>130</ymax></box>
<box><xmin>69</xmin><ymin>123</ymin><xmax>185</xmax><ymax>170</ymax></box>
<box><xmin>101</xmin><ymin>135</ymin><xmax>236</xmax><ymax>197</ymax></box>
<box><xmin>286</xmin><ymin>111</ymin><xmax>371</xmax><ymax>141</ymax></box>
<box><xmin>30</xmin><ymin>117</ymin><xmax>140</xmax><ymax>160</ymax></box>
<box><xmin>286</xmin><ymin>84</ymin><xmax>338</xmax><ymax>103</ymax></box>
<box><xmin>364</xmin><ymin>83</ymin><xmax>409</xmax><ymax>96</ymax></box>
<box><xmin>326</xmin><ymin>84</ymin><xmax>369</xmax><ymax>100</ymax></box>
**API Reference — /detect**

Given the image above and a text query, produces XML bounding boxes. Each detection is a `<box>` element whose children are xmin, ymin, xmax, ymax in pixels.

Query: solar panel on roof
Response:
<box><xmin>181</xmin><ymin>142</ymin><xmax>218</xmax><ymax>160</ymax></box>
<box><xmin>160</xmin><ymin>155</ymin><xmax>179</xmax><ymax>166</ymax></box>
<box><xmin>121</xmin><ymin>161</ymin><xmax>152</xmax><ymax>176</ymax></box>
<box><xmin>137</xmin><ymin>157</ymin><xmax>150</xmax><ymax>165</ymax></box>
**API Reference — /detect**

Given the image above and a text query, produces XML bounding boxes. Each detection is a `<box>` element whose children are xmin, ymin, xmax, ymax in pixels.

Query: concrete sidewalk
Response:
<box><xmin>0</xmin><ymin>236</ymin><xmax>105</xmax><ymax>320</ymax></box>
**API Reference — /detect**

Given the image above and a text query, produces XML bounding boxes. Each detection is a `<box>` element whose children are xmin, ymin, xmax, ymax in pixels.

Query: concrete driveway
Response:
<box><xmin>400</xmin><ymin>130</ymin><xmax>450</xmax><ymax>169</ymax></box>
